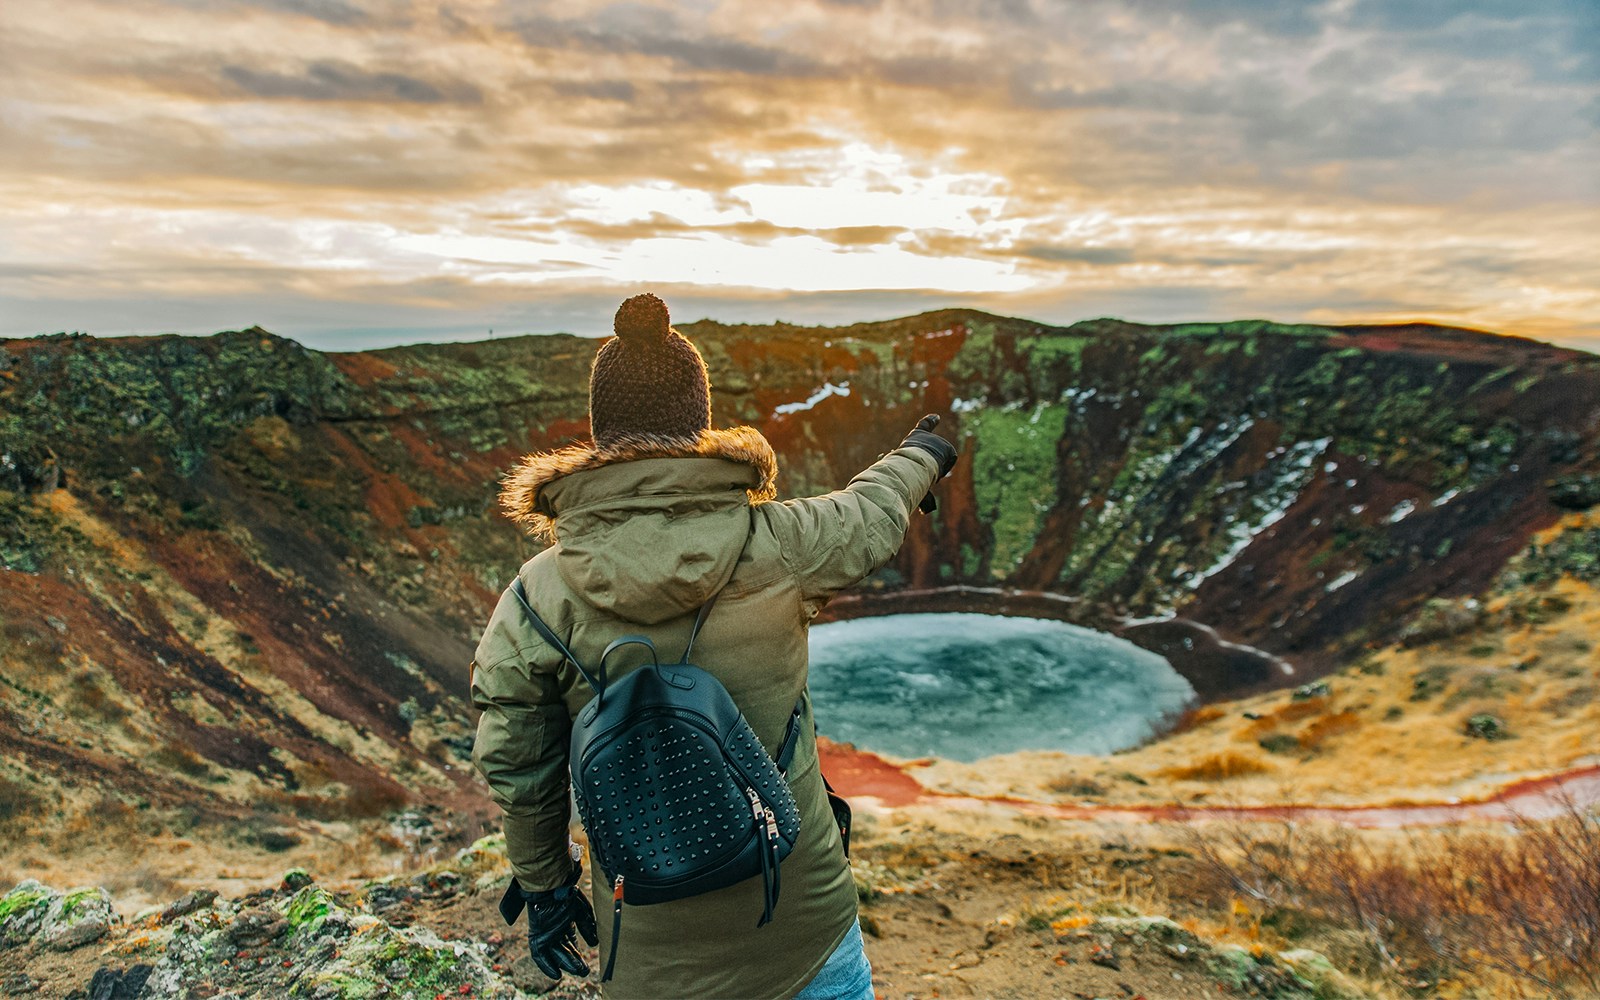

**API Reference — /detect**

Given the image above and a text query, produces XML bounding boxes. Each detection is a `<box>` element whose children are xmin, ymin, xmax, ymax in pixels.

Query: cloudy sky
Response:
<box><xmin>2</xmin><ymin>0</ymin><xmax>1597</xmax><ymax>351</ymax></box>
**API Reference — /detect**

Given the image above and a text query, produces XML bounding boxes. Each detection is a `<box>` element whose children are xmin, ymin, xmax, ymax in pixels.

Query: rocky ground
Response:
<box><xmin>1</xmin><ymin>836</ymin><xmax>584</xmax><ymax>1000</ymax></box>
<box><xmin>2</xmin><ymin>828</ymin><xmax>1374</xmax><ymax>1000</ymax></box>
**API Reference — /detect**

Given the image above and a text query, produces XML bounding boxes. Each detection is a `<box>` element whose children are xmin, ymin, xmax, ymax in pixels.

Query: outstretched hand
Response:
<box><xmin>900</xmin><ymin>413</ymin><xmax>959</xmax><ymax>512</ymax></box>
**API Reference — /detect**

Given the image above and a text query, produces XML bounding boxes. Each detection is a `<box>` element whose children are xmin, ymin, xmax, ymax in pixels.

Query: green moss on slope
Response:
<box><xmin>969</xmin><ymin>403</ymin><xmax>1067</xmax><ymax>576</ymax></box>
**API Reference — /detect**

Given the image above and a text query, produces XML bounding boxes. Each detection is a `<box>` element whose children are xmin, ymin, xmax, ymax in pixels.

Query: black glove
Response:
<box><xmin>501</xmin><ymin>863</ymin><xmax>599</xmax><ymax>981</ymax></box>
<box><xmin>900</xmin><ymin>413</ymin><xmax>959</xmax><ymax>512</ymax></box>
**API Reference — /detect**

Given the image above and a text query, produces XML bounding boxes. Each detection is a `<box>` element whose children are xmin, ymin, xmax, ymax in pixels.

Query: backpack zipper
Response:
<box><xmin>748</xmin><ymin>787</ymin><xmax>781</xmax><ymax>926</ymax></box>
<box><xmin>745</xmin><ymin>786</ymin><xmax>780</xmax><ymax>844</ymax></box>
<box><xmin>602</xmin><ymin>874</ymin><xmax>624</xmax><ymax>983</ymax></box>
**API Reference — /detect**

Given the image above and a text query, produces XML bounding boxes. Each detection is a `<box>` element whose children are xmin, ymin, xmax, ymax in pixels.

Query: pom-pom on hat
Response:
<box><xmin>588</xmin><ymin>293</ymin><xmax>712</xmax><ymax>450</ymax></box>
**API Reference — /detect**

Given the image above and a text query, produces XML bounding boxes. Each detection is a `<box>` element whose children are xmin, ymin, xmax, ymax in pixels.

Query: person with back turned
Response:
<box><xmin>469</xmin><ymin>292</ymin><xmax>958</xmax><ymax>999</ymax></box>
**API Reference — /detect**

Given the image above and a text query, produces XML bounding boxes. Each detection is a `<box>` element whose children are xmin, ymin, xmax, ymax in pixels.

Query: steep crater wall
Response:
<box><xmin>2</xmin><ymin>313</ymin><xmax>1598</xmax><ymax>821</ymax></box>
<box><xmin>695</xmin><ymin>313</ymin><xmax>1600</xmax><ymax>692</ymax></box>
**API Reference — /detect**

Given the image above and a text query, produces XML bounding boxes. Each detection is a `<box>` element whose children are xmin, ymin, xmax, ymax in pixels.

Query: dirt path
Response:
<box><xmin>818</xmin><ymin>741</ymin><xmax>1600</xmax><ymax>828</ymax></box>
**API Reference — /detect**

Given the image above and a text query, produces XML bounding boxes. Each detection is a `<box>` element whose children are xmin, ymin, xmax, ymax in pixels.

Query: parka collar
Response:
<box><xmin>498</xmin><ymin>426</ymin><xmax>779</xmax><ymax>542</ymax></box>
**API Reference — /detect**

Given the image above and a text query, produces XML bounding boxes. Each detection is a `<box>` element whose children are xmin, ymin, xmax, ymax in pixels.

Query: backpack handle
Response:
<box><xmin>598</xmin><ymin>635</ymin><xmax>660</xmax><ymax>687</ymax></box>
<box><xmin>597</xmin><ymin>635</ymin><xmax>663</xmax><ymax>711</ymax></box>
<box><xmin>508</xmin><ymin>516</ymin><xmax>747</xmax><ymax>705</ymax></box>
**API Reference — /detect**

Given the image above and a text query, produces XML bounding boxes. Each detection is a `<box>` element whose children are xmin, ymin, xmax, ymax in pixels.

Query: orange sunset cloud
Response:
<box><xmin>1</xmin><ymin>0</ymin><xmax>1596</xmax><ymax>350</ymax></box>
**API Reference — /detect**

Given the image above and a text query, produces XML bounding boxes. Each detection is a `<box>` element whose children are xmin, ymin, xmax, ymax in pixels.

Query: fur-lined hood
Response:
<box><xmin>499</xmin><ymin>426</ymin><xmax>779</xmax><ymax>543</ymax></box>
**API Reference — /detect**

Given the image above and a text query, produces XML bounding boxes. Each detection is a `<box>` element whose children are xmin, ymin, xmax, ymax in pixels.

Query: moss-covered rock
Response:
<box><xmin>282</xmin><ymin>884</ymin><xmax>338</xmax><ymax>937</ymax></box>
<box><xmin>290</xmin><ymin>922</ymin><xmax>510</xmax><ymax>999</ymax></box>
<box><xmin>0</xmin><ymin>881</ymin><xmax>119</xmax><ymax>952</ymax></box>
<box><xmin>1206</xmin><ymin>944</ymin><xmax>1319</xmax><ymax>998</ymax></box>
<box><xmin>0</xmin><ymin>880</ymin><xmax>56</xmax><ymax>948</ymax></box>
<box><xmin>1280</xmin><ymin>948</ymin><xmax>1365</xmax><ymax>999</ymax></box>
<box><xmin>136</xmin><ymin>879</ymin><xmax>519</xmax><ymax>1000</ymax></box>
<box><xmin>1093</xmin><ymin>914</ymin><xmax>1203</xmax><ymax>958</ymax></box>
<box><xmin>44</xmin><ymin>885</ymin><xmax>117</xmax><ymax>950</ymax></box>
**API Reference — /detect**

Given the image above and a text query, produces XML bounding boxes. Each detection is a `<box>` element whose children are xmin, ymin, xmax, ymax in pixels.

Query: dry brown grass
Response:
<box><xmin>51</xmin><ymin>793</ymin><xmax>143</xmax><ymax>855</ymax></box>
<box><xmin>1240</xmin><ymin>696</ymin><xmax>1333</xmax><ymax>740</ymax></box>
<box><xmin>68</xmin><ymin>670</ymin><xmax>130</xmax><ymax>724</ymax></box>
<box><xmin>260</xmin><ymin>773</ymin><xmax>409</xmax><ymax>821</ymax></box>
<box><xmin>1180</xmin><ymin>800</ymin><xmax>1600</xmax><ymax>998</ymax></box>
<box><xmin>1298</xmin><ymin>709</ymin><xmax>1362</xmax><ymax>750</ymax></box>
<box><xmin>1168</xmin><ymin>703</ymin><xmax>1228</xmax><ymax>734</ymax></box>
<box><xmin>1161</xmin><ymin>751</ymin><xmax>1273</xmax><ymax>781</ymax></box>
<box><xmin>149</xmin><ymin>741</ymin><xmax>215</xmax><ymax>779</ymax></box>
<box><xmin>1044</xmin><ymin>774</ymin><xmax>1106</xmax><ymax>797</ymax></box>
<box><xmin>301</xmin><ymin>823</ymin><xmax>414</xmax><ymax>878</ymax></box>
<box><xmin>0</xmin><ymin>775</ymin><xmax>44</xmax><ymax>832</ymax></box>
<box><xmin>103</xmin><ymin>863</ymin><xmax>181</xmax><ymax>900</ymax></box>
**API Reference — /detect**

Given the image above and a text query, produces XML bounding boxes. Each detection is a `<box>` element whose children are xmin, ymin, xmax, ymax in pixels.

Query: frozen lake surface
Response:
<box><xmin>807</xmin><ymin>613</ymin><xmax>1197</xmax><ymax>762</ymax></box>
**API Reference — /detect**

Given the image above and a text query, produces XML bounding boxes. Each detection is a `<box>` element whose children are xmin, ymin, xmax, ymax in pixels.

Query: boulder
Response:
<box><xmin>279</xmin><ymin>869</ymin><xmax>313</xmax><ymax>893</ymax></box>
<box><xmin>225</xmin><ymin>907</ymin><xmax>287</xmax><ymax>947</ymax></box>
<box><xmin>41</xmin><ymin>886</ymin><xmax>117</xmax><ymax>951</ymax></box>
<box><xmin>1280</xmin><ymin>948</ymin><xmax>1363</xmax><ymax>998</ymax></box>
<box><xmin>86</xmin><ymin>964</ymin><xmax>152</xmax><ymax>1000</ymax></box>
<box><xmin>0</xmin><ymin>881</ymin><xmax>56</xmax><ymax>949</ymax></box>
<box><xmin>1399</xmin><ymin>597</ymin><xmax>1482</xmax><ymax>647</ymax></box>
<box><xmin>1465</xmin><ymin>713</ymin><xmax>1512</xmax><ymax>740</ymax></box>
<box><xmin>0</xmin><ymin>881</ymin><xmax>118</xmax><ymax>952</ymax></box>
<box><xmin>1549</xmin><ymin>473</ymin><xmax>1600</xmax><ymax>511</ymax></box>
<box><xmin>158</xmin><ymin>889</ymin><xmax>218</xmax><ymax>925</ymax></box>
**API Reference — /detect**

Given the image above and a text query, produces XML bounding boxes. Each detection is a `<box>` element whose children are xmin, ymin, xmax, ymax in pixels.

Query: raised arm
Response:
<box><xmin>763</xmin><ymin>414</ymin><xmax>958</xmax><ymax>604</ymax></box>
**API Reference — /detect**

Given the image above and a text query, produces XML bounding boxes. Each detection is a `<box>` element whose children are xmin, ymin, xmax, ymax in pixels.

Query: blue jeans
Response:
<box><xmin>794</xmin><ymin>918</ymin><xmax>874</xmax><ymax>1000</ymax></box>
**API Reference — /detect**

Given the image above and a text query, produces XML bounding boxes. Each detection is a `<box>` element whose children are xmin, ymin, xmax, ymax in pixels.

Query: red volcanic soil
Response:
<box><xmin>328</xmin><ymin>351</ymin><xmax>400</xmax><ymax>388</ymax></box>
<box><xmin>816</xmin><ymin>737</ymin><xmax>929</xmax><ymax>807</ymax></box>
<box><xmin>817</xmin><ymin>738</ymin><xmax>1600</xmax><ymax>829</ymax></box>
<box><xmin>1331</xmin><ymin>322</ymin><xmax>1594</xmax><ymax>366</ymax></box>
<box><xmin>320</xmin><ymin>424</ymin><xmax>431</xmax><ymax>532</ymax></box>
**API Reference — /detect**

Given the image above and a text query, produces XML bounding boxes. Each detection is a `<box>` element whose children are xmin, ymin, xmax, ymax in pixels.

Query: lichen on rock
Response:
<box><xmin>0</xmin><ymin>880</ymin><xmax>56</xmax><ymax>948</ymax></box>
<box><xmin>283</xmin><ymin>884</ymin><xmax>339</xmax><ymax>938</ymax></box>
<box><xmin>133</xmin><ymin>876</ymin><xmax>521</xmax><ymax>1000</ymax></box>
<box><xmin>0</xmin><ymin>881</ymin><xmax>118</xmax><ymax>952</ymax></box>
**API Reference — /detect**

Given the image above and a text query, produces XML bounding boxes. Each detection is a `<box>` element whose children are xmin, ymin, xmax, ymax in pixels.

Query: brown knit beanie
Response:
<box><xmin>589</xmin><ymin>293</ymin><xmax>712</xmax><ymax>450</ymax></box>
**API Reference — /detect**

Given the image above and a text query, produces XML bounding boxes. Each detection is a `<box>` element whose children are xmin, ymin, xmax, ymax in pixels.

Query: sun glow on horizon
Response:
<box><xmin>0</xmin><ymin>0</ymin><xmax>1596</xmax><ymax>349</ymax></box>
<box><xmin>388</xmin><ymin>141</ymin><xmax>1032</xmax><ymax>293</ymax></box>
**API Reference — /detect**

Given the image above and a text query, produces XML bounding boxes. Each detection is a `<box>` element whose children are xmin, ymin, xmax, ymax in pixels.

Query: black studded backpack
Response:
<box><xmin>509</xmin><ymin>578</ymin><xmax>804</xmax><ymax>983</ymax></box>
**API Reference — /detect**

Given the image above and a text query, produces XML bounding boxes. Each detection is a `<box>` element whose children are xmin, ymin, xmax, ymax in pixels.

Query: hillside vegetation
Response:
<box><xmin>3</xmin><ymin>314</ymin><xmax>1598</xmax><ymax>843</ymax></box>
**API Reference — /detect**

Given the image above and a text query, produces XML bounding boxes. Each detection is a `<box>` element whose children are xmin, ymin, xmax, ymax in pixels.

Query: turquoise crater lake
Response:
<box><xmin>806</xmin><ymin>613</ymin><xmax>1197</xmax><ymax>762</ymax></box>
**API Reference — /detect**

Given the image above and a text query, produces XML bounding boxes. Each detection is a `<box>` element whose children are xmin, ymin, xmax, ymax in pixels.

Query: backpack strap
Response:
<box><xmin>677</xmin><ymin>590</ymin><xmax>721</xmax><ymax>665</ymax></box>
<box><xmin>509</xmin><ymin>578</ymin><xmax>605</xmax><ymax>699</ymax></box>
<box><xmin>678</xmin><ymin>523</ymin><xmax>754</xmax><ymax>664</ymax></box>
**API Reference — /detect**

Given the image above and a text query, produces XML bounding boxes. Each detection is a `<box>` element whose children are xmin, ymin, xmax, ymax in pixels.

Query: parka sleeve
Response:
<box><xmin>470</xmin><ymin>655</ymin><xmax>574</xmax><ymax>892</ymax></box>
<box><xmin>766</xmin><ymin>445</ymin><xmax>941</xmax><ymax>603</ymax></box>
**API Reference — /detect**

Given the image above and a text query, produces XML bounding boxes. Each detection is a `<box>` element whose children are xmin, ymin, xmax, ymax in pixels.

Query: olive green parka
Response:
<box><xmin>470</xmin><ymin>425</ymin><xmax>939</xmax><ymax>999</ymax></box>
